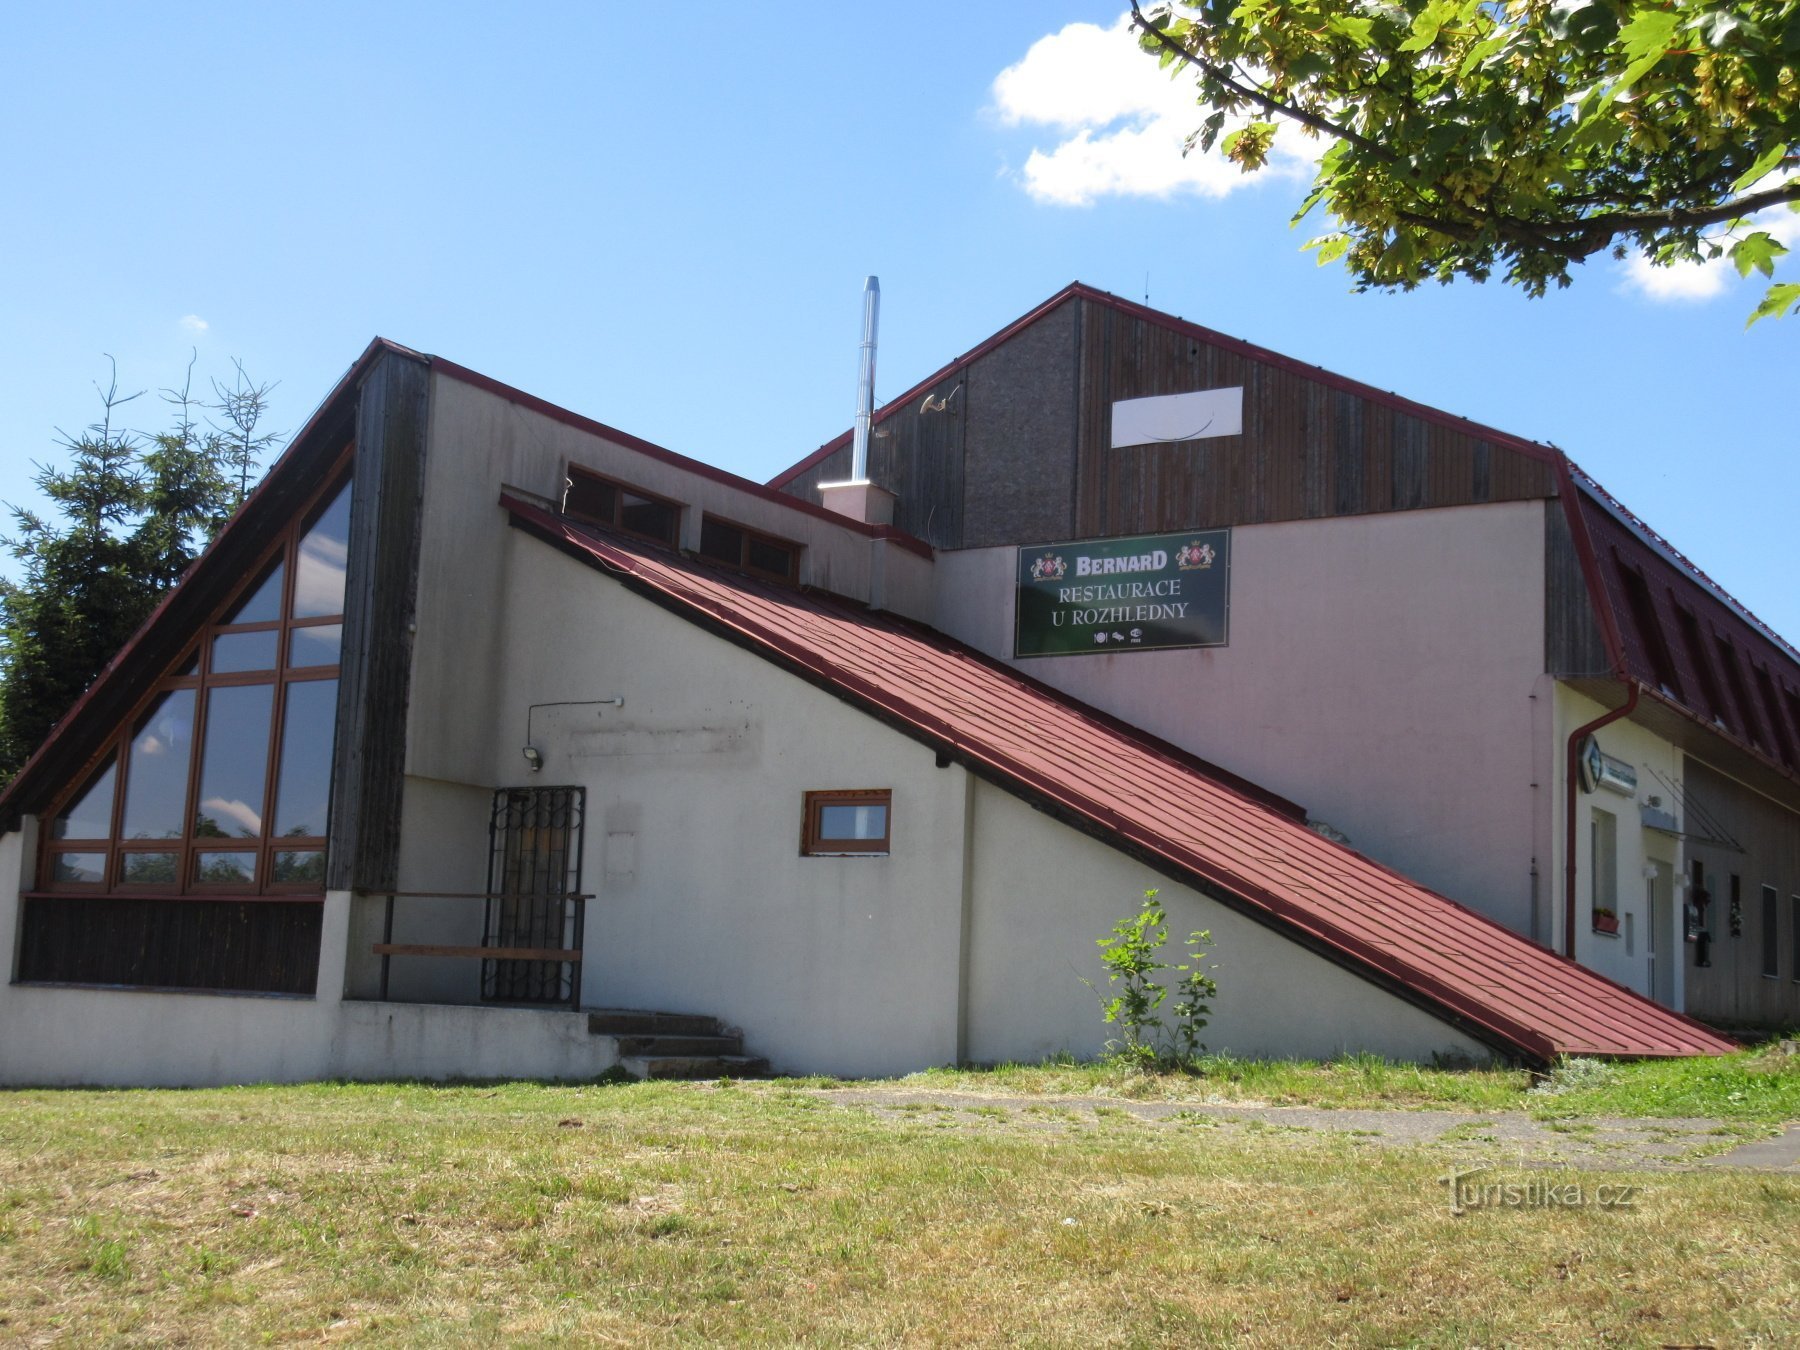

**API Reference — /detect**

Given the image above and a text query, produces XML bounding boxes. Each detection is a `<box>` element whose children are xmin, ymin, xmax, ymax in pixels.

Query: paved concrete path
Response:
<box><xmin>1697</xmin><ymin>1122</ymin><xmax>1800</xmax><ymax>1170</ymax></box>
<box><xmin>798</xmin><ymin>1086</ymin><xmax>1796</xmax><ymax>1172</ymax></box>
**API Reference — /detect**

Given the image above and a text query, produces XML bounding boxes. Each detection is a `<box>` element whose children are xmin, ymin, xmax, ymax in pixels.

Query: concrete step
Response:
<box><xmin>614</xmin><ymin>1033</ymin><xmax>743</xmax><ymax>1058</ymax></box>
<box><xmin>587</xmin><ymin>1008</ymin><xmax>724</xmax><ymax>1038</ymax></box>
<box><xmin>621</xmin><ymin>1053</ymin><xmax>771</xmax><ymax>1081</ymax></box>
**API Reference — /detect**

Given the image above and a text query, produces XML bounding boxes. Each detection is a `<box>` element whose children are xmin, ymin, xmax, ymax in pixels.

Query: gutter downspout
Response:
<box><xmin>1563</xmin><ymin>682</ymin><xmax>1638</xmax><ymax>957</ymax></box>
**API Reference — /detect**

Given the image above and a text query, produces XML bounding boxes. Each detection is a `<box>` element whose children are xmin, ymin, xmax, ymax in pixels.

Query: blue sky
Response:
<box><xmin>4</xmin><ymin>4</ymin><xmax>1795</xmax><ymax>640</ymax></box>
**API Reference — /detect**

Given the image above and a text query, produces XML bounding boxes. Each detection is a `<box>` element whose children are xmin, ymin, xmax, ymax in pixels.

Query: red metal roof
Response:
<box><xmin>1577</xmin><ymin>476</ymin><xmax>1800</xmax><ymax>784</ymax></box>
<box><xmin>505</xmin><ymin>493</ymin><xmax>1737</xmax><ymax>1064</ymax></box>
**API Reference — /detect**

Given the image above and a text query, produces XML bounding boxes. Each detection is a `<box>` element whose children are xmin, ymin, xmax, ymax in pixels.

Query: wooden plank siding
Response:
<box><xmin>1546</xmin><ymin>501</ymin><xmax>1613</xmax><ymax>678</ymax></box>
<box><xmin>1071</xmin><ymin>299</ymin><xmax>1555</xmax><ymax>539</ymax></box>
<box><xmin>17</xmin><ymin>895</ymin><xmax>322</xmax><ymax>994</ymax></box>
<box><xmin>327</xmin><ymin>351</ymin><xmax>432</xmax><ymax>894</ymax></box>
<box><xmin>776</xmin><ymin>293</ymin><xmax>1558</xmax><ymax>552</ymax></box>
<box><xmin>1683</xmin><ymin>757</ymin><xmax>1800</xmax><ymax>1029</ymax></box>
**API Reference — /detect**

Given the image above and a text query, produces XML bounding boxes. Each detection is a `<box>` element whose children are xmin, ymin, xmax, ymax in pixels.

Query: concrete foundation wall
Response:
<box><xmin>933</xmin><ymin>501</ymin><xmax>1548</xmax><ymax>937</ymax></box>
<box><xmin>0</xmin><ymin>881</ymin><xmax>619</xmax><ymax>1086</ymax></box>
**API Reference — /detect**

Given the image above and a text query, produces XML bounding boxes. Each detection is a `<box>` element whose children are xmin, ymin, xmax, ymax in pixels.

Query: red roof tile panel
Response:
<box><xmin>505</xmin><ymin>495</ymin><xmax>1737</xmax><ymax>1064</ymax></box>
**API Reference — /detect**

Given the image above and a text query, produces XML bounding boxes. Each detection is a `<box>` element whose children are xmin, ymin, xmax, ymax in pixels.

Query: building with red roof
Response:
<box><xmin>0</xmin><ymin>284</ymin><xmax>1776</xmax><ymax>1086</ymax></box>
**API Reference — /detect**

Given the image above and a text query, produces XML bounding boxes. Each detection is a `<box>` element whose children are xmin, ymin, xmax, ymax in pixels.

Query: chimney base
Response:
<box><xmin>819</xmin><ymin>479</ymin><xmax>896</xmax><ymax>526</ymax></box>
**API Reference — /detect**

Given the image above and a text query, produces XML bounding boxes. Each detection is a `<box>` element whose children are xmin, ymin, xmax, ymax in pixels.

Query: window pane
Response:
<box><xmin>699</xmin><ymin>517</ymin><xmax>744</xmax><ymax>564</ymax></box>
<box><xmin>122</xmin><ymin>689</ymin><xmax>196</xmax><ymax>839</ymax></box>
<box><xmin>620</xmin><ymin>492</ymin><xmax>677</xmax><ymax>544</ymax></box>
<box><xmin>819</xmin><ymin>804</ymin><xmax>887</xmax><ymax>841</ymax></box>
<box><xmin>225</xmin><ymin>559</ymin><xmax>285</xmax><ymax>625</ymax></box>
<box><xmin>53</xmin><ymin>757</ymin><xmax>115</xmax><ymax>839</ymax></box>
<box><xmin>194</xmin><ymin>852</ymin><xmax>256</xmax><ymax>885</ymax></box>
<box><xmin>212</xmin><ymin>630</ymin><xmax>279</xmax><ymax>673</ymax></box>
<box><xmin>565</xmin><ymin>473</ymin><xmax>617</xmax><ymax>524</ymax></box>
<box><xmin>273</xmin><ymin>850</ymin><xmax>327</xmax><ymax>885</ymax></box>
<box><xmin>194</xmin><ymin>684</ymin><xmax>273</xmax><ymax>838</ymax></box>
<box><xmin>120</xmin><ymin>852</ymin><xmax>178</xmax><ymax>886</ymax></box>
<box><xmin>293</xmin><ymin>482</ymin><xmax>352</xmax><ymax>618</ymax></box>
<box><xmin>52</xmin><ymin>853</ymin><xmax>106</xmax><ymax>884</ymax></box>
<box><xmin>273</xmin><ymin>679</ymin><xmax>338</xmax><ymax>838</ymax></box>
<box><xmin>747</xmin><ymin>535</ymin><xmax>795</xmax><ymax>578</ymax></box>
<box><xmin>288</xmin><ymin>623</ymin><xmax>342</xmax><ymax>668</ymax></box>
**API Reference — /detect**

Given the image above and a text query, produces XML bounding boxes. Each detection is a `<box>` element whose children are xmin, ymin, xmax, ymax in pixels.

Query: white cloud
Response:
<box><xmin>1619</xmin><ymin>178</ymin><xmax>1799</xmax><ymax>304</ymax></box>
<box><xmin>179</xmin><ymin>314</ymin><xmax>209</xmax><ymax>334</ymax></box>
<box><xmin>992</xmin><ymin>12</ymin><xmax>1315</xmax><ymax>207</ymax></box>
<box><xmin>200</xmin><ymin>795</ymin><xmax>262</xmax><ymax>836</ymax></box>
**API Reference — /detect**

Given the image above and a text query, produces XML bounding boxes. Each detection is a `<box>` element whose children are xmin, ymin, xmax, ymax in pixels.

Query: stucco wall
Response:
<box><xmin>1553</xmin><ymin>686</ymin><xmax>1686</xmax><ymax>1005</ymax></box>
<box><xmin>932</xmin><ymin>501</ymin><xmax>1548</xmax><ymax>937</ymax></box>
<box><xmin>407</xmin><ymin>373</ymin><xmax>932</xmax><ymax>791</ymax></box>
<box><xmin>387</xmin><ymin>533</ymin><xmax>1491</xmax><ymax>1074</ymax></box>
<box><xmin>475</xmin><ymin>535</ymin><xmax>967</xmax><ymax>1076</ymax></box>
<box><xmin>963</xmin><ymin>781</ymin><xmax>1492</xmax><ymax>1065</ymax></box>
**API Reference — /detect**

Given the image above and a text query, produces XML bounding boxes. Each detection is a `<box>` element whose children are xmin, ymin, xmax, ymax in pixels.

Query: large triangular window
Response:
<box><xmin>37</xmin><ymin>471</ymin><xmax>352</xmax><ymax>901</ymax></box>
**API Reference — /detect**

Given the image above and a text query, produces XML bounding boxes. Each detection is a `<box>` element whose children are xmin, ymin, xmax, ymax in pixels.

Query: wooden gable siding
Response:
<box><xmin>778</xmin><ymin>372</ymin><xmax>971</xmax><ymax>551</ymax></box>
<box><xmin>776</xmin><ymin>291</ymin><xmax>1557</xmax><ymax>552</ymax></box>
<box><xmin>327</xmin><ymin>350</ymin><xmax>431</xmax><ymax>894</ymax></box>
<box><xmin>1546</xmin><ymin>500</ymin><xmax>1612</xmax><ymax>678</ymax></box>
<box><xmin>1072</xmin><ymin>299</ymin><xmax>1555</xmax><ymax>539</ymax></box>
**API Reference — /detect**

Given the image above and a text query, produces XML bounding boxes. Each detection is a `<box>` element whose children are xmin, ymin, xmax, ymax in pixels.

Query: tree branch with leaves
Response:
<box><xmin>1132</xmin><ymin>0</ymin><xmax>1800</xmax><ymax>323</ymax></box>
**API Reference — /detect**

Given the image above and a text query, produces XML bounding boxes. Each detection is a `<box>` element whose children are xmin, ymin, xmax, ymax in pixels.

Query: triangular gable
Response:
<box><xmin>0</xmin><ymin>339</ymin><xmax>416</xmax><ymax>830</ymax></box>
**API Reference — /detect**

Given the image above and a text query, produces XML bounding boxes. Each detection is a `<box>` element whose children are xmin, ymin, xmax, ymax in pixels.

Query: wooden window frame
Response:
<box><xmin>800</xmin><ymin>789</ymin><xmax>892</xmax><ymax>857</ymax></box>
<box><xmin>697</xmin><ymin>513</ymin><xmax>801</xmax><ymax>584</ymax></box>
<box><xmin>36</xmin><ymin>455</ymin><xmax>351</xmax><ymax>902</ymax></box>
<box><xmin>563</xmin><ymin>466</ymin><xmax>682</xmax><ymax>549</ymax></box>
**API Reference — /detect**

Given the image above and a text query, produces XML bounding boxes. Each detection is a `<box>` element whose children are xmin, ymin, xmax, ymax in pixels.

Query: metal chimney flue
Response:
<box><xmin>851</xmin><ymin>275</ymin><xmax>880</xmax><ymax>481</ymax></box>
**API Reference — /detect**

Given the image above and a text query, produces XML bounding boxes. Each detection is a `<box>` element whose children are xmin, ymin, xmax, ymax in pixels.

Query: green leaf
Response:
<box><xmin>1730</xmin><ymin>142</ymin><xmax>1789</xmax><ymax>195</ymax></box>
<box><xmin>1617</xmin><ymin>10</ymin><xmax>1679</xmax><ymax>62</ymax></box>
<box><xmin>1306</xmin><ymin>233</ymin><xmax>1350</xmax><ymax>266</ymax></box>
<box><xmin>1730</xmin><ymin>231</ymin><xmax>1788</xmax><ymax>279</ymax></box>
<box><xmin>1747</xmin><ymin>282</ymin><xmax>1800</xmax><ymax>327</ymax></box>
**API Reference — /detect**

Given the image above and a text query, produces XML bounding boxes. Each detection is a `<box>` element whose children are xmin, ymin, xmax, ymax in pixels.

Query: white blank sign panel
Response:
<box><xmin>1111</xmin><ymin>387</ymin><xmax>1244</xmax><ymax>449</ymax></box>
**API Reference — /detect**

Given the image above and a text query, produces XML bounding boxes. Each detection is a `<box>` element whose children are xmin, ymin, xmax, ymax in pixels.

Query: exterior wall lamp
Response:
<box><xmin>520</xmin><ymin>698</ymin><xmax>626</xmax><ymax>776</ymax></box>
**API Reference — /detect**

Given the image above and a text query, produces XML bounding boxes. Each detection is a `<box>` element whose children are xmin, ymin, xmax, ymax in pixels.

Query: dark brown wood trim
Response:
<box><xmin>327</xmin><ymin>349</ymin><xmax>432</xmax><ymax>894</ymax></box>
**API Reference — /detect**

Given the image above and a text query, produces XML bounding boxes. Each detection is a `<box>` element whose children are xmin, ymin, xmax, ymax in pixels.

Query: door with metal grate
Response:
<box><xmin>484</xmin><ymin>786</ymin><xmax>585</xmax><ymax>1004</ymax></box>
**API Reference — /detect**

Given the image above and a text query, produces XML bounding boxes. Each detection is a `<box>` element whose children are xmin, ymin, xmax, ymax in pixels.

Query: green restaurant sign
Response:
<box><xmin>1014</xmin><ymin>529</ymin><xmax>1230</xmax><ymax>658</ymax></box>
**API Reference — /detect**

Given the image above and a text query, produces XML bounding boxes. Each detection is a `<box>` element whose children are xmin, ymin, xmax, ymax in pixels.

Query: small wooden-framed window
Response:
<box><xmin>698</xmin><ymin>514</ymin><xmax>800</xmax><ymax>583</ymax></box>
<box><xmin>801</xmin><ymin>789</ymin><xmax>891</xmax><ymax>857</ymax></box>
<box><xmin>564</xmin><ymin>466</ymin><xmax>680</xmax><ymax>548</ymax></box>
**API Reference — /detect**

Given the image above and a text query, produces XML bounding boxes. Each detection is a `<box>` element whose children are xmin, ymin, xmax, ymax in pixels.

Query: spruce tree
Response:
<box><xmin>0</xmin><ymin>357</ymin><xmax>278</xmax><ymax>783</ymax></box>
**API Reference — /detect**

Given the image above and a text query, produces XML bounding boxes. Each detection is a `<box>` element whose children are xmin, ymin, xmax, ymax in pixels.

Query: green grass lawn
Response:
<box><xmin>879</xmin><ymin>1041</ymin><xmax>1800</xmax><ymax>1123</ymax></box>
<box><xmin>1</xmin><ymin>1055</ymin><xmax>1795</xmax><ymax>1346</ymax></box>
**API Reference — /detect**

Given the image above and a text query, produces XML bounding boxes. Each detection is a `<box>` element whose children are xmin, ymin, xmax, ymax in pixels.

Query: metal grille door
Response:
<box><xmin>483</xmin><ymin>786</ymin><xmax>585</xmax><ymax>1004</ymax></box>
